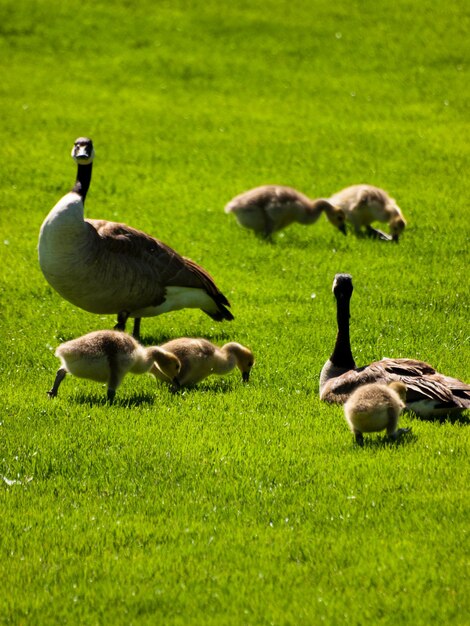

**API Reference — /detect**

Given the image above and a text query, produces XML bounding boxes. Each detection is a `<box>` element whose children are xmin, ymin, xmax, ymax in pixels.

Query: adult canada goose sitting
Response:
<box><xmin>320</xmin><ymin>274</ymin><xmax>470</xmax><ymax>417</ymax></box>
<box><xmin>224</xmin><ymin>185</ymin><xmax>347</xmax><ymax>239</ymax></box>
<box><xmin>343</xmin><ymin>381</ymin><xmax>411</xmax><ymax>446</ymax></box>
<box><xmin>151</xmin><ymin>337</ymin><xmax>254</xmax><ymax>389</ymax></box>
<box><xmin>328</xmin><ymin>184</ymin><xmax>406</xmax><ymax>241</ymax></box>
<box><xmin>38</xmin><ymin>138</ymin><xmax>233</xmax><ymax>339</ymax></box>
<box><xmin>47</xmin><ymin>330</ymin><xmax>181</xmax><ymax>404</ymax></box>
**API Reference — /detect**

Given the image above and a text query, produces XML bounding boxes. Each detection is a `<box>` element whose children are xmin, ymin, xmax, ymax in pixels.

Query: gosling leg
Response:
<box><xmin>366</xmin><ymin>225</ymin><xmax>392</xmax><ymax>241</ymax></box>
<box><xmin>47</xmin><ymin>368</ymin><xmax>67</xmax><ymax>398</ymax></box>
<box><xmin>261</xmin><ymin>208</ymin><xmax>275</xmax><ymax>240</ymax></box>
<box><xmin>354</xmin><ymin>431</ymin><xmax>364</xmax><ymax>447</ymax></box>
<box><xmin>389</xmin><ymin>427</ymin><xmax>412</xmax><ymax>443</ymax></box>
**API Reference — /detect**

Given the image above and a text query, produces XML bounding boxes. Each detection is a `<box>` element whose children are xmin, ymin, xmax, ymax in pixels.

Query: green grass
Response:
<box><xmin>0</xmin><ymin>0</ymin><xmax>469</xmax><ymax>624</ymax></box>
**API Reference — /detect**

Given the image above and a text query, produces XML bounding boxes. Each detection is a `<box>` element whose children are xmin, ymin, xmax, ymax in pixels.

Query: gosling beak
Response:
<box><xmin>339</xmin><ymin>224</ymin><xmax>347</xmax><ymax>235</ymax></box>
<box><xmin>170</xmin><ymin>378</ymin><xmax>181</xmax><ymax>394</ymax></box>
<box><xmin>242</xmin><ymin>371</ymin><xmax>250</xmax><ymax>383</ymax></box>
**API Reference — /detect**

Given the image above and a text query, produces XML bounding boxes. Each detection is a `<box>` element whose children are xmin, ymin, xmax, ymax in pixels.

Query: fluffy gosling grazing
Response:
<box><xmin>48</xmin><ymin>330</ymin><xmax>181</xmax><ymax>404</ymax></box>
<box><xmin>320</xmin><ymin>273</ymin><xmax>470</xmax><ymax>417</ymax></box>
<box><xmin>224</xmin><ymin>185</ymin><xmax>347</xmax><ymax>238</ymax></box>
<box><xmin>150</xmin><ymin>338</ymin><xmax>255</xmax><ymax>389</ymax></box>
<box><xmin>38</xmin><ymin>138</ymin><xmax>233</xmax><ymax>340</ymax></box>
<box><xmin>343</xmin><ymin>381</ymin><xmax>411</xmax><ymax>446</ymax></box>
<box><xmin>328</xmin><ymin>184</ymin><xmax>407</xmax><ymax>241</ymax></box>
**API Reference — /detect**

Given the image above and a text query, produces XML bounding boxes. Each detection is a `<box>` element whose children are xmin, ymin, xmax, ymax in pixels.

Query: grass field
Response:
<box><xmin>0</xmin><ymin>0</ymin><xmax>469</xmax><ymax>624</ymax></box>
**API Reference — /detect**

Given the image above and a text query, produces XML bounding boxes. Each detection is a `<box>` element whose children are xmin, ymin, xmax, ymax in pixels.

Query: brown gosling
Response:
<box><xmin>47</xmin><ymin>330</ymin><xmax>181</xmax><ymax>404</ymax></box>
<box><xmin>224</xmin><ymin>185</ymin><xmax>347</xmax><ymax>238</ymax></box>
<box><xmin>38</xmin><ymin>138</ymin><xmax>233</xmax><ymax>341</ymax></box>
<box><xmin>151</xmin><ymin>338</ymin><xmax>255</xmax><ymax>389</ymax></box>
<box><xmin>343</xmin><ymin>381</ymin><xmax>411</xmax><ymax>446</ymax></box>
<box><xmin>328</xmin><ymin>184</ymin><xmax>407</xmax><ymax>241</ymax></box>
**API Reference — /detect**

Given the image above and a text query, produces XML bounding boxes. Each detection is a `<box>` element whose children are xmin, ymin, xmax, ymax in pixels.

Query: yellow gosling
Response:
<box><xmin>48</xmin><ymin>330</ymin><xmax>181</xmax><ymax>403</ymax></box>
<box><xmin>151</xmin><ymin>338</ymin><xmax>254</xmax><ymax>389</ymax></box>
<box><xmin>343</xmin><ymin>381</ymin><xmax>410</xmax><ymax>446</ymax></box>
<box><xmin>224</xmin><ymin>185</ymin><xmax>346</xmax><ymax>238</ymax></box>
<box><xmin>328</xmin><ymin>184</ymin><xmax>407</xmax><ymax>241</ymax></box>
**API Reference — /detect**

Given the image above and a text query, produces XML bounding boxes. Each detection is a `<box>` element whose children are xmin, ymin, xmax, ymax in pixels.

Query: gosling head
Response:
<box><xmin>322</xmin><ymin>201</ymin><xmax>347</xmax><ymax>235</ymax></box>
<box><xmin>390</xmin><ymin>216</ymin><xmax>406</xmax><ymax>242</ymax></box>
<box><xmin>227</xmin><ymin>343</ymin><xmax>255</xmax><ymax>382</ymax></box>
<box><xmin>71</xmin><ymin>137</ymin><xmax>95</xmax><ymax>165</ymax></box>
<box><xmin>153</xmin><ymin>348</ymin><xmax>181</xmax><ymax>384</ymax></box>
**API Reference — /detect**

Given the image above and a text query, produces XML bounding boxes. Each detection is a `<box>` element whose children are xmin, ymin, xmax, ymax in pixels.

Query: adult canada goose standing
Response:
<box><xmin>343</xmin><ymin>381</ymin><xmax>411</xmax><ymax>446</ymax></box>
<box><xmin>47</xmin><ymin>330</ymin><xmax>181</xmax><ymax>404</ymax></box>
<box><xmin>320</xmin><ymin>273</ymin><xmax>470</xmax><ymax>417</ymax></box>
<box><xmin>328</xmin><ymin>184</ymin><xmax>407</xmax><ymax>241</ymax></box>
<box><xmin>224</xmin><ymin>185</ymin><xmax>347</xmax><ymax>238</ymax></box>
<box><xmin>151</xmin><ymin>337</ymin><xmax>254</xmax><ymax>389</ymax></box>
<box><xmin>38</xmin><ymin>138</ymin><xmax>233</xmax><ymax>339</ymax></box>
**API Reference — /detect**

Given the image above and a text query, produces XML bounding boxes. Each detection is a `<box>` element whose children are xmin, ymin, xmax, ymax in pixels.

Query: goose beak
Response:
<box><xmin>242</xmin><ymin>371</ymin><xmax>250</xmax><ymax>383</ymax></box>
<box><xmin>392</xmin><ymin>234</ymin><xmax>399</xmax><ymax>243</ymax></box>
<box><xmin>339</xmin><ymin>224</ymin><xmax>347</xmax><ymax>235</ymax></box>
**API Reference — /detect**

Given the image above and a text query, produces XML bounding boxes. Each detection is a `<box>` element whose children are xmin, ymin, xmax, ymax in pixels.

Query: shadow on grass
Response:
<box><xmin>67</xmin><ymin>378</ymin><xmax>240</xmax><ymax>407</ymax></box>
<box><xmin>350</xmin><ymin>431</ymin><xmax>417</xmax><ymax>449</ymax></box>
<box><xmin>71</xmin><ymin>390</ymin><xmax>161</xmax><ymax>408</ymax></box>
<box><xmin>406</xmin><ymin>410</ymin><xmax>470</xmax><ymax>426</ymax></box>
<box><xmin>170</xmin><ymin>378</ymin><xmax>238</xmax><ymax>396</ymax></box>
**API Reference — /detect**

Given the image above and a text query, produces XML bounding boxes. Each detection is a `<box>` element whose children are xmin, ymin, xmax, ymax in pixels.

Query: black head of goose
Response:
<box><xmin>224</xmin><ymin>185</ymin><xmax>347</xmax><ymax>238</ymax></box>
<box><xmin>38</xmin><ymin>138</ymin><xmax>233</xmax><ymax>339</ymax></box>
<box><xmin>320</xmin><ymin>273</ymin><xmax>470</xmax><ymax>418</ymax></box>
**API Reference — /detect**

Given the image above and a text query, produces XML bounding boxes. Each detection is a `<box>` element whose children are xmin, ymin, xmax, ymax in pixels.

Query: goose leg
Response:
<box><xmin>114</xmin><ymin>311</ymin><xmax>129</xmax><ymax>332</ymax></box>
<box><xmin>106</xmin><ymin>388</ymin><xmax>116</xmax><ymax>404</ymax></box>
<box><xmin>47</xmin><ymin>368</ymin><xmax>67</xmax><ymax>397</ymax></box>
<box><xmin>132</xmin><ymin>317</ymin><xmax>141</xmax><ymax>341</ymax></box>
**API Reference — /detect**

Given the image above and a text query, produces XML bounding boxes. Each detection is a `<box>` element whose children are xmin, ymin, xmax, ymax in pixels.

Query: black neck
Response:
<box><xmin>72</xmin><ymin>162</ymin><xmax>93</xmax><ymax>202</ymax></box>
<box><xmin>330</xmin><ymin>292</ymin><xmax>356</xmax><ymax>369</ymax></box>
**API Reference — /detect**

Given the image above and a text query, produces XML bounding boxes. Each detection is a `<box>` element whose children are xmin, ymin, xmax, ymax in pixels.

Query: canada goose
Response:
<box><xmin>47</xmin><ymin>329</ymin><xmax>181</xmax><ymax>403</ymax></box>
<box><xmin>328</xmin><ymin>184</ymin><xmax>407</xmax><ymax>241</ymax></box>
<box><xmin>343</xmin><ymin>381</ymin><xmax>411</xmax><ymax>446</ymax></box>
<box><xmin>150</xmin><ymin>337</ymin><xmax>254</xmax><ymax>388</ymax></box>
<box><xmin>224</xmin><ymin>185</ymin><xmax>347</xmax><ymax>238</ymax></box>
<box><xmin>320</xmin><ymin>273</ymin><xmax>470</xmax><ymax>417</ymax></box>
<box><xmin>38</xmin><ymin>138</ymin><xmax>233</xmax><ymax>340</ymax></box>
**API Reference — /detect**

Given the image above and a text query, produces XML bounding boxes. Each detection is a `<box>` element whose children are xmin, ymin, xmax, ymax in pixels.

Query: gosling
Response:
<box><xmin>224</xmin><ymin>185</ymin><xmax>347</xmax><ymax>238</ymax></box>
<box><xmin>343</xmin><ymin>381</ymin><xmax>411</xmax><ymax>446</ymax></box>
<box><xmin>47</xmin><ymin>330</ymin><xmax>181</xmax><ymax>403</ymax></box>
<box><xmin>328</xmin><ymin>184</ymin><xmax>407</xmax><ymax>241</ymax></box>
<box><xmin>151</xmin><ymin>338</ymin><xmax>255</xmax><ymax>389</ymax></box>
